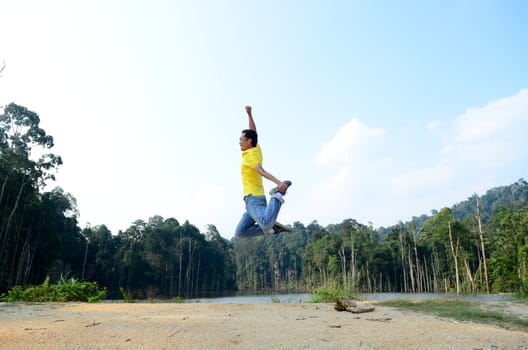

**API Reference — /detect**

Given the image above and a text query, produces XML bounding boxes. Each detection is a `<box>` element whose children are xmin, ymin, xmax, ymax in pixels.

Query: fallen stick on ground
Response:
<box><xmin>334</xmin><ymin>298</ymin><xmax>375</xmax><ymax>313</ymax></box>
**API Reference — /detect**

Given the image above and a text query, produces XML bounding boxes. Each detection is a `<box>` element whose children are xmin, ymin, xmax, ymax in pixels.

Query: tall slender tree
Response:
<box><xmin>476</xmin><ymin>196</ymin><xmax>490</xmax><ymax>293</ymax></box>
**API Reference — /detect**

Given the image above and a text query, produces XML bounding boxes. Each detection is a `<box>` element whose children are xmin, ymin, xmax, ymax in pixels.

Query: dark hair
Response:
<box><xmin>242</xmin><ymin>129</ymin><xmax>258</xmax><ymax>147</ymax></box>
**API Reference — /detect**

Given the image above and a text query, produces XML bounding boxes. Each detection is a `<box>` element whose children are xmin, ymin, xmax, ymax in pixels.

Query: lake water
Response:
<box><xmin>187</xmin><ymin>292</ymin><xmax>516</xmax><ymax>304</ymax></box>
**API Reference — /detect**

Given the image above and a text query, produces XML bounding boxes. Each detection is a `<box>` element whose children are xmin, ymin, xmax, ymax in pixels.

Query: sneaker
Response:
<box><xmin>271</xmin><ymin>192</ymin><xmax>285</xmax><ymax>204</ymax></box>
<box><xmin>269</xmin><ymin>180</ymin><xmax>292</xmax><ymax>195</ymax></box>
<box><xmin>272</xmin><ymin>222</ymin><xmax>291</xmax><ymax>235</ymax></box>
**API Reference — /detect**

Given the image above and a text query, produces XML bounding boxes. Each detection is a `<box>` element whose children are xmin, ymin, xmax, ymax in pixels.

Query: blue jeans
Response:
<box><xmin>235</xmin><ymin>195</ymin><xmax>282</xmax><ymax>237</ymax></box>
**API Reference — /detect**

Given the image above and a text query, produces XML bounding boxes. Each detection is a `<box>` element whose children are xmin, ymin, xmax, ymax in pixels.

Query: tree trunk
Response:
<box><xmin>195</xmin><ymin>253</ymin><xmax>201</xmax><ymax>297</ymax></box>
<box><xmin>185</xmin><ymin>238</ymin><xmax>196</xmax><ymax>298</ymax></box>
<box><xmin>462</xmin><ymin>251</ymin><xmax>474</xmax><ymax>293</ymax></box>
<box><xmin>448</xmin><ymin>220</ymin><xmax>460</xmax><ymax>294</ymax></box>
<box><xmin>178</xmin><ymin>244</ymin><xmax>183</xmax><ymax>297</ymax></box>
<box><xmin>1</xmin><ymin>176</ymin><xmax>29</xmax><ymax>288</ymax></box>
<box><xmin>350</xmin><ymin>236</ymin><xmax>356</xmax><ymax>288</ymax></box>
<box><xmin>273</xmin><ymin>260</ymin><xmax>280</xmax><ymax>292</ymax></box>
<box><xmin>398</xmin><ymin>229</ymin><xmax>408</xmax><ymax>292</ymax></box>
<box><xmin>0</xmin><ymin>174</ymin><xmax>8</xmax><ymax>212</ymax></box>
<box><xmin>423</xmin><ymin>255</ymin><xmax>431</xmax><ymax>292</ymax></box>
<box><xmin>407</xmin><ymin>246</ymin><xmax>415</xmax><ymax>293</ymax></box>
<box><xmin>476</xmin><ymin>197</ymin><xmax>490</xmax><ymax>293</ymax></box>
<box><xmin>0</xmin><ymin>175</ymin><xmax>8</xmax><ymax>236</ymax></box>
<box><xmin>338</xmin><ymin>244</ymin><xmax>347</xmax><ymax>288</ymax></box>
<box><xmin>15</xmin><ymin>233</ymin><xmax>31</xmax><ymax>286</ymax></box>
<box><xmin>82</xmin><ymin>238</ymin><xmax>89</xmax><ymax>281</ymax></box>
<box><xmin>412</xmin><ymin>230</ymin><xmax>422</xmax><ymax>292</ymax></box>
<box><xmin>0</xmin><ymin>176</ymin><xmax>28</xmax><ymax>282</ymax></box>
<box><xmin>431</xmin><ymin>250</ymin><xmax>439</xmax><ymax>292</ymax></box>
<box><xmin>366</xmin><ymin>261</ymin><xmax>372</xmax><ymax>292</ymax></box>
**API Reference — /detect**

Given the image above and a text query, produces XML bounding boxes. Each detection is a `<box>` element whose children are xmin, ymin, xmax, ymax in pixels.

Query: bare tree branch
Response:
<box><xmin>0</xmin><ymin>60</ymin><xmax>5</xmax><ymax>77</ymax></box>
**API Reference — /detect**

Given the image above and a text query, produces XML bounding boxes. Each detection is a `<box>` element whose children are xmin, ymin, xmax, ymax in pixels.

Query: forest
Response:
<box><xmin>1</xmin><ymin>103</ymin><xmax>527</xmax><ymax>299</ymax></box>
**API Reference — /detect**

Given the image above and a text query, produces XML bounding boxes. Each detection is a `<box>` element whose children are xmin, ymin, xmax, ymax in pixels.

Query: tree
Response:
<box><xmin>489</xmin><ymin>208</ymin><xmax>528</xmax><ymax>293</ymax></box>
<box><xmin>83</xmin><ymin>225</ymin><xmax>117</xmax><ymax>288</ymax></box>
<box><xmin>0</xmin><ymin>103</ymin><xmax>62</xmax><ymax>187</ymax></box>
<box><xmin>422</xmin><ymin>208</ymin><xmax>461</xmax><ymax>293</ymax></box>
<box><xmin>0</xmin><ymin>103</ymin><xmax>63</xmax><ymax>292</ymax></box>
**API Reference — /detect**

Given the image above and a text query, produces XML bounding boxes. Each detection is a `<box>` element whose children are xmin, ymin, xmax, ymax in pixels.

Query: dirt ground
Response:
<box><xmin>0</xmin><ymin>301</ymin><xmax>527</xmax><ymax>350</ymax></box>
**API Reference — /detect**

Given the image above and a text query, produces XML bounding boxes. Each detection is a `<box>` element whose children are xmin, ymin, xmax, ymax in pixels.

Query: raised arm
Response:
<box><xmin>245</xmin><ymin>105</ymin><xmax>256</xmax><ymax>132</ymax></box>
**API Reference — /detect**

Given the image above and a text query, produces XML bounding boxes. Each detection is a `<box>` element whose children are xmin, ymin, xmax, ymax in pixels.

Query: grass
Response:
<box><xmin>378</xmin><ymin>299</ymin><xmax>528</xmax><ymax>331</ymax></box>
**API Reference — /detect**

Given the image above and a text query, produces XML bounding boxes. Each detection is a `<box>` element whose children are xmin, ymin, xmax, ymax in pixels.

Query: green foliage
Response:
<box><xmin>455</xmin><ymin>179</ymin><xmax>528</xmax><ymax>223</ymax></box>
<box><xmin>120</xmin><ymin>287</ymin><xmax>130</xmax><ymax>303</ymax></box>
<box><xmin>487</xmin><ymin>207</ymin><xmax>528</xmax><ymax>293</ymax></box>
<box><xmin>489</xmin><ymin>256</ymin><xmax>519</xmax><ymax>292</ymax></box>
<box><xmin>171</xmin><ymin>296</ymin><xmax>184</xmax><ymax>303</ymax></box>
<box><xmin>309</xmin><ymin>285</ymin><xmax>359</xmax><ymax>303</ymax></box>
<box><xmin>304</xmin><ymin>295</ymin><xmax>322</xmax><ymax>304</ymax></box>
<box><xmin>1</xmin><ymin>276</ymin><xmax>106</xmax><ymax>302</ymax></box>
<box><xmin>516</xmin><ymin>286</ymin><xmax>528</xmax><ymax>299</ymax></box>
<box><xmin>379</xmin><ymin>299</ymin><xmax>528</xmax><ymax>330</ymax></box>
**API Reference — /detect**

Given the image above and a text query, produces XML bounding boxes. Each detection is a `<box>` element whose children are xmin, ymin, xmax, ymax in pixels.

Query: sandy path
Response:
<box><xmin>1</xmin><ymin>302</ymin><xmax>527</xmax><ymax>349</ymax></box>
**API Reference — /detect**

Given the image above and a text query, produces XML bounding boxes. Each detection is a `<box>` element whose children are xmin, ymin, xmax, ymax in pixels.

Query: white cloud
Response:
<box><xmin>306</xmin><ymin>89</ymin><xmax>528</xmax><ymax>228</ymax></box>
<box><xmin>454</xmin><ymin>89</ymin><xmax>528</xmax><ymax>143</ymax></box>
<box><xmin>313</xmin><ymin>166</ymin><xmax>354</xmax><ymax>200</ymax></box>
<box><xmin>390</xmin><ymin>89</ymin><xmax>528</xmax><ymax>197</ymax></box>
<box><xmin>443</xmin><ymin>89</ymin><xmax>528</xmax><ymax>170</ymax></box>
<box><xmin>316</xmin><ymin>118</ymin><xmax>385</xmax><ymax>165</ymax></box>
<box><xmin>427</xmin><ymin>120</ymin><xmax>445</xmax><ymax>132</ymax></box>
<box><xmin>390</xmin><ymin>164</ymin><xmax>455</xmax><ymax>197</ymax></box>
<box><xmin>307</xmin><ymin>119</ymin><xmax>390</xmax><ymax>225</ymax></box>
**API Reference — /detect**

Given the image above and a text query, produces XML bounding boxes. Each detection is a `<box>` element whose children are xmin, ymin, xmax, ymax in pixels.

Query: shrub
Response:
<box><xmin>307</xmin><ymin>286</ymin><xmax>359</xmax><ymax>303</ymax></box>
<box><xmin>0</xmin><ymin>276</ymin><xmax>107</xmax><ymax>302</ymax></box>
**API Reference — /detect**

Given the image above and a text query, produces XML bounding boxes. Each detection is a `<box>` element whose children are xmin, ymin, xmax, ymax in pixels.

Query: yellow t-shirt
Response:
<box><xmin>241</xmin><ymin>144</ymin><xmax>265</xmax><ymax>196</ymax></box>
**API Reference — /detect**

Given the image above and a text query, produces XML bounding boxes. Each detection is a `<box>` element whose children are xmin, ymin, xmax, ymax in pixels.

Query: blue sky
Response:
<box><xmin>1</xmin><ymin>0</ymin><xmax>527</xmax><ymax>238</ymax></box>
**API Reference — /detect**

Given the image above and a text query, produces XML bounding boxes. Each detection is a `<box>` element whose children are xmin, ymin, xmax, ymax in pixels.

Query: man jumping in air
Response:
<box><xmin>235</xmin><ymin>105</ymin><xmax>292</xmax><ymax>237</ymax></box>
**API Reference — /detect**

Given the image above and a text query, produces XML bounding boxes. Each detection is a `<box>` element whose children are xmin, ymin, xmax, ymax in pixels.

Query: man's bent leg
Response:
<box><xmin>235</xmin><ymin>212</ymin><xmax>265</xmax><ymax>237</ymax></box>
<box><xmin>245</xmin><ymin>195</ymin><xmax>282</xmax><ymax>233</ymax></box>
